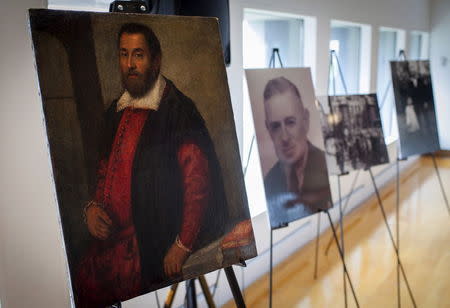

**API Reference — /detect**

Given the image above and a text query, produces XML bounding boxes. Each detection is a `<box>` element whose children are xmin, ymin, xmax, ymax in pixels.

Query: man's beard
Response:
<box><xmin>122</xmin><ymin>66</ymin><xmax>159</xmax><ymax>98</ymax></box>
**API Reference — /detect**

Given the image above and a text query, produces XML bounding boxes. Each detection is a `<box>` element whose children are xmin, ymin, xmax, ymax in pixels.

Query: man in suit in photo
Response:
<box><xmin>263</xmin><ymin>77</ymin><xmax>332</xmax><ymax>228</ymax></box>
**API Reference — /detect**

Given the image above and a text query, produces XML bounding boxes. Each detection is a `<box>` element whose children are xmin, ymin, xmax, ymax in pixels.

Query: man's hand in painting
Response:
<box><xmin>85</xmin><ymin>202</ymin><xmax>113</xmax><ymax>240</ymax></box>
<box><xmin>163</xmin><ymin>242</ymin><xmax>190</xmax><ymax>277</ymax></box>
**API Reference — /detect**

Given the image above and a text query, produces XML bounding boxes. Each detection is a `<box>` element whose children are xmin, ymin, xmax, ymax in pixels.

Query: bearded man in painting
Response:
<box><xmin>75</xmin><ymin>23</ymin><xmax>228</xmax><ymax>307</ymax></box>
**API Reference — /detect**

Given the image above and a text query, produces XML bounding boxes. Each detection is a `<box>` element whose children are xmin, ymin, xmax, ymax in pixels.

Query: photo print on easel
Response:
<box><xmin>391</xmin><ymin>60</ymin><xmax>440</xmax><ymax>158</ymax></box>
<box><xmin>29</xmin><ymin>9</ymin><xmax>256</xmax><ymax>307</ymax></box>
<box><xmin>245</xmin><ymin>68</ymin><xmax>332</xmax><ymax>229</ymax></box>
<box><xmin>318</xmin><ymin>94</ymin><xmax>389</xmax><ymax>175</ymax></box>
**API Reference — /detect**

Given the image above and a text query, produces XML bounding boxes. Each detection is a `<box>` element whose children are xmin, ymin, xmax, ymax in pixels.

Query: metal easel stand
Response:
<box><xmin>323</xmin><ymin>170</ymin><xmax>360</xmax><ymax>256</ymax></box>
<box><xmin>393</xmin><ymin>50</ymin><xmax>447</xmax><ymax>308</ymax></box>
<box><xmin>337</xmin><ymin>174</ymin><xmax>347</xmax><ymax>307</ymax></box>
<box><xmin>324</xmin><ymin>209</ymin><xmax>360</xmax><ymax>308</ymax></box>
<box><xmin>327</xmin><ymin>49</ymin><xmax>351</xmax><ymax>307</ymax></box>
<box><xmin>268</xmin><ymin>222</ymin><xmax>288</xmax><ymax>308</ymax></box>
<box><xmin>379</xmin><ymin>49</ymin><xmax>409</xmax><ymax>308</ymax></box>
<box><xmin>395</xmin><ymin>154</ymin><xmax>407</xmax><ymax>308</ymax></box>
<box><xmin>367</xmin><ymin>167</ymin><xmax>418</xmax><ymax>308</ymax></box>
<box><xmin>268</xmin><ymin>48</ymin><xmax>284</xmax><ymax>68</ymax></box>
<box><xmin>185</xmin><ymin>280</ymin><xmax>198</xmax><ymax>308</ymax></box>
<box><xmin>266</xmin><ymin>47</ymin><xmax>286</xmax><ymax>308</ymax></box>
<box><xmin>270</xmin><ymin>228</ymin><xmax>273</xmax><ymax>308</ymax></box>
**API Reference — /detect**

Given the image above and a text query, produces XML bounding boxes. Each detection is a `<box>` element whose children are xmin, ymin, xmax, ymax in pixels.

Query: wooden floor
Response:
<box><xmin>223</xmin><ymin>156</ymin><xmax>450</xmax><ymax>308</ymax></box>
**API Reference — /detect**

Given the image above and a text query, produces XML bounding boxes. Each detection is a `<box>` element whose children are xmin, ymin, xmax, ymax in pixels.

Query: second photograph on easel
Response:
<box><xmin>245</xmin><ymin>68</ymin><xmax>333</xmax><ymax>229</ymax></box>
<box><xmin>319</xmin><ymin>94</ymin><xmax>389</xmax><ymax>175</ymax></box>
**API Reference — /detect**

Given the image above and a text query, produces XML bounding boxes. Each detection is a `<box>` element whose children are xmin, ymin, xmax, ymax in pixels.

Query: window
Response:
<box><xmin>48</xmin><ymin>0</ymin><xmax>110</xmax><ymax>11</ymax></box>
<box><xmin>243</xmin><ymin>9</ymin><xmax>305</xmax><ymax>69</ymax></box>
<box><xmin>409</xmin><ymin>31</ymin><xmax>429</xmax><ymax>60</ymax></box>
<box><xmin>329</xmin><ymin>21</ymin><xmax>371</xmax><ymax>95</ymax></box>
<box><xmin>377</xmin><ymin>28</ymin><xmax>405</xmax><ymax>142</ymax></box>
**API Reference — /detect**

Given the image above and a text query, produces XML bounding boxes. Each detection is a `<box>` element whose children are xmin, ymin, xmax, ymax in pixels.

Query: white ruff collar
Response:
<box><xmin>116</xmin><ymin>74</ymin><xmax>166</xmax><ymax>112</ymax></box>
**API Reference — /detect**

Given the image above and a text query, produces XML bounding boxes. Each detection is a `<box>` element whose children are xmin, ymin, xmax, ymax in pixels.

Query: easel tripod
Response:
<box><xmin>163</xmin><ymin>266</ymin><xmax>245</xmax><ymax>308</ymax></box>
<box><xmin>324</xmin><ymin>49</ymin><xmax>419</xmax><ymax>308</ymax></box>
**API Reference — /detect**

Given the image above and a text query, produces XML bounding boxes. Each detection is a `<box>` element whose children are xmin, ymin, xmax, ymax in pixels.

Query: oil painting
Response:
<box><xmin>29</xmin><ymin>9</ymin><xmax>256</xmax><ymax>307</ymax></box>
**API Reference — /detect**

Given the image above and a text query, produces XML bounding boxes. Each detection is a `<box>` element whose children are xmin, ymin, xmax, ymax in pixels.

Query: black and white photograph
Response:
<box><xmin>245</xmin><ymin>68</ymin><xmax>333</xmax><ymax>229</ymax></box>
<box><xmin>391</xmin><ymin>60</ymin><xmax>440</xmax><ymax>158</ymax></box>
<box><xmin>319</xmin><ymin>94</ymin><xmax>389</xmax><ymax>175</ymax></box>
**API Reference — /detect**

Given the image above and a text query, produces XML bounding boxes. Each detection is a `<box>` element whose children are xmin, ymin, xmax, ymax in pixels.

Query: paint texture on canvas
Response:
<box><xmin>29</xmin><ymin>9</ymin><xmax>256</xmax><ymax>307</ymax></box>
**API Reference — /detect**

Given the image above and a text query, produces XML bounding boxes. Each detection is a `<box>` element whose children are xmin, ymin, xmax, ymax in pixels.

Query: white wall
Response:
<box><xmin>0</xmin><ymin>1</ymin><xmax>72</xmax><ymax>307</ymax></box>
<box><xmin>0</xmin><ymin>0</ymin><xmax>432</xmax><ymax>307</ymax></box>
<box><xmin>430</xmin><ymin>0</ymin><xmax>450</xmax><ymax>150</ymax></box>
<box><xmin>226</xmin><ymin>0</ymin><xmax>429</xmax><ymax>305</ymax></box>
<box><xmin>229</xmin><ymin>0</ymin><xmax>430</xmax><ymax>108</ymax></box>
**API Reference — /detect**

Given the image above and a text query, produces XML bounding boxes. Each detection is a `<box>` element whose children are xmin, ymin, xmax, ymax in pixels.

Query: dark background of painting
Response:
<box><xmin>29</xmin><ymin>9</ymin><xmax>253</xmax><ymax>289</ymax></box>
<box><xmin>391</xmin><ymin>60</ymin><xmax>440</xmax><ymax>159</ymax></box>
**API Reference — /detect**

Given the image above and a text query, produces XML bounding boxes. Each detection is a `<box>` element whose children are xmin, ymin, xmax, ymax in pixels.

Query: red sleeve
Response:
<box><xmin>177</xmin><ymin>142</ymin><xmax>210</xmax><ymax>250</ymax></box>
<box><xmin>93</xmin><ymin>158</ymin><xmax>108</xmax><ymax>203</ymax></box>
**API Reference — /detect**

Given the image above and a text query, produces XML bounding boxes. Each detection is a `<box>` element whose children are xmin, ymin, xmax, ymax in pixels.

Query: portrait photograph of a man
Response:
<box><xmin>29</xmin><ymin>9</ymin><xmax>256</xmax><ymax>307</ymax></box>
<box><xmin>245</xmin><ymin>68</ymin><xmax>332</xmax><ymax>229</ymax></box>
<box><xmin>391</xmin><ymin>60</ymin><xmax>440</xmax><ymax>159</ymax></box>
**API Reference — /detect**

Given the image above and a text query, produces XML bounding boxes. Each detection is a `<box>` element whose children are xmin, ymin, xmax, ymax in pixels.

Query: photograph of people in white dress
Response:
<box><xmin>391</xmin><ymin>60</ymin><xmax>440</xmax><ymax>158</ymax></box>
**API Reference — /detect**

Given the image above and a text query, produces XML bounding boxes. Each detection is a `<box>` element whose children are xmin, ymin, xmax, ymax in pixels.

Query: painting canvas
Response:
<box><xmin>319</xmin><ymin>94</ymin><xmax>389</xmax><ymax>175</ymax></box>
<box><xmin>29</xmin><ymin>9</ymin><xmax>256</xmax><ymax>307</ymax></box>
<box><xmin>391</xmin><ymin>60</ymin><xmax>440</xmax><ymax>158</ymax></box>
<box><xmin>245</xmin><ymin>68</ymin><xmax>332</xmax><ymax>229</ymax></box>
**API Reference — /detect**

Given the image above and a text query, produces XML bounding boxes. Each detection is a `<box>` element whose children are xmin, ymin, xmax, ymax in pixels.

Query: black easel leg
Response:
<box><xmin>313</xmin><ymin>213</ymin><xmax>321</xmax><ymax>279</ymax></box>
<box><xmin>198</xmin><ymin>276</ymin><xmax>216</xmax><ymax>308</ymax></box>
<box><xmin>211</xmin><ymin>270</ymin><xmax>221</xmax><ymax>298</ymax></box>
<box><xmin>396</xmin><ymin>159</ymin><xmax>401</xmax><ymax>308</ymax></box>
<box><xmin>325</xmin><ymin>171</ymin><xmax>360</xmax><ymax>256</ymax></box>
<box><xmin>241</xmin><ymin>266</ymin><xmax>246</xmax><ymax>302</ymax></box>
<box><xmin>154</xmin><ymin>291</ymin><xmax>161</xmax><ymax>308</ymax></box>
<box><xmin>224</xmin><ymin>266</ymin><xmax>246</xmax><ymax>308</ymax></box>
<box><xmin>185</xmin><ymin>280</ymin><xmax>197</xmax><ymax>308</ymax></box>
<box><xmin>268</xmin><ymin>52</ymin><xmax>274</xmax><ymax>68</ymax></box>
<box><xmin>338</xmin><ymin>175</ymin><xmax>348</xmax><ymax>308</ymax></box>
<box><xmin>275</xmin><ymin>50</ymin><xmax>284</xmax><ymax>67</ymax></box>
<box><xmin>431</xmin><ymin>153</ymin><xmax>450</xmax><ymax>215</ymax></box>
<box><xmin>325</xmin><ymin>211</ymin><xmax>360</xmax><ymax>308</ymax></box>
<box><xmin>269</xmin><ymin>228</ymin><xmax>273</xmax><ymax>308</ymax></box>
<box><xmin>368</xmin><ymin>169</ymin><xmax>417</xmax><ymax>308</ymax></box>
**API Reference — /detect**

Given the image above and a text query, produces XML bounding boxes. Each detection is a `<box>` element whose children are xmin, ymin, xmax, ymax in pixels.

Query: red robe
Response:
<box><xmin>75</xmin><ymin>107</ymin><xmax>209</xmax><ymax>307</ymax></box>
